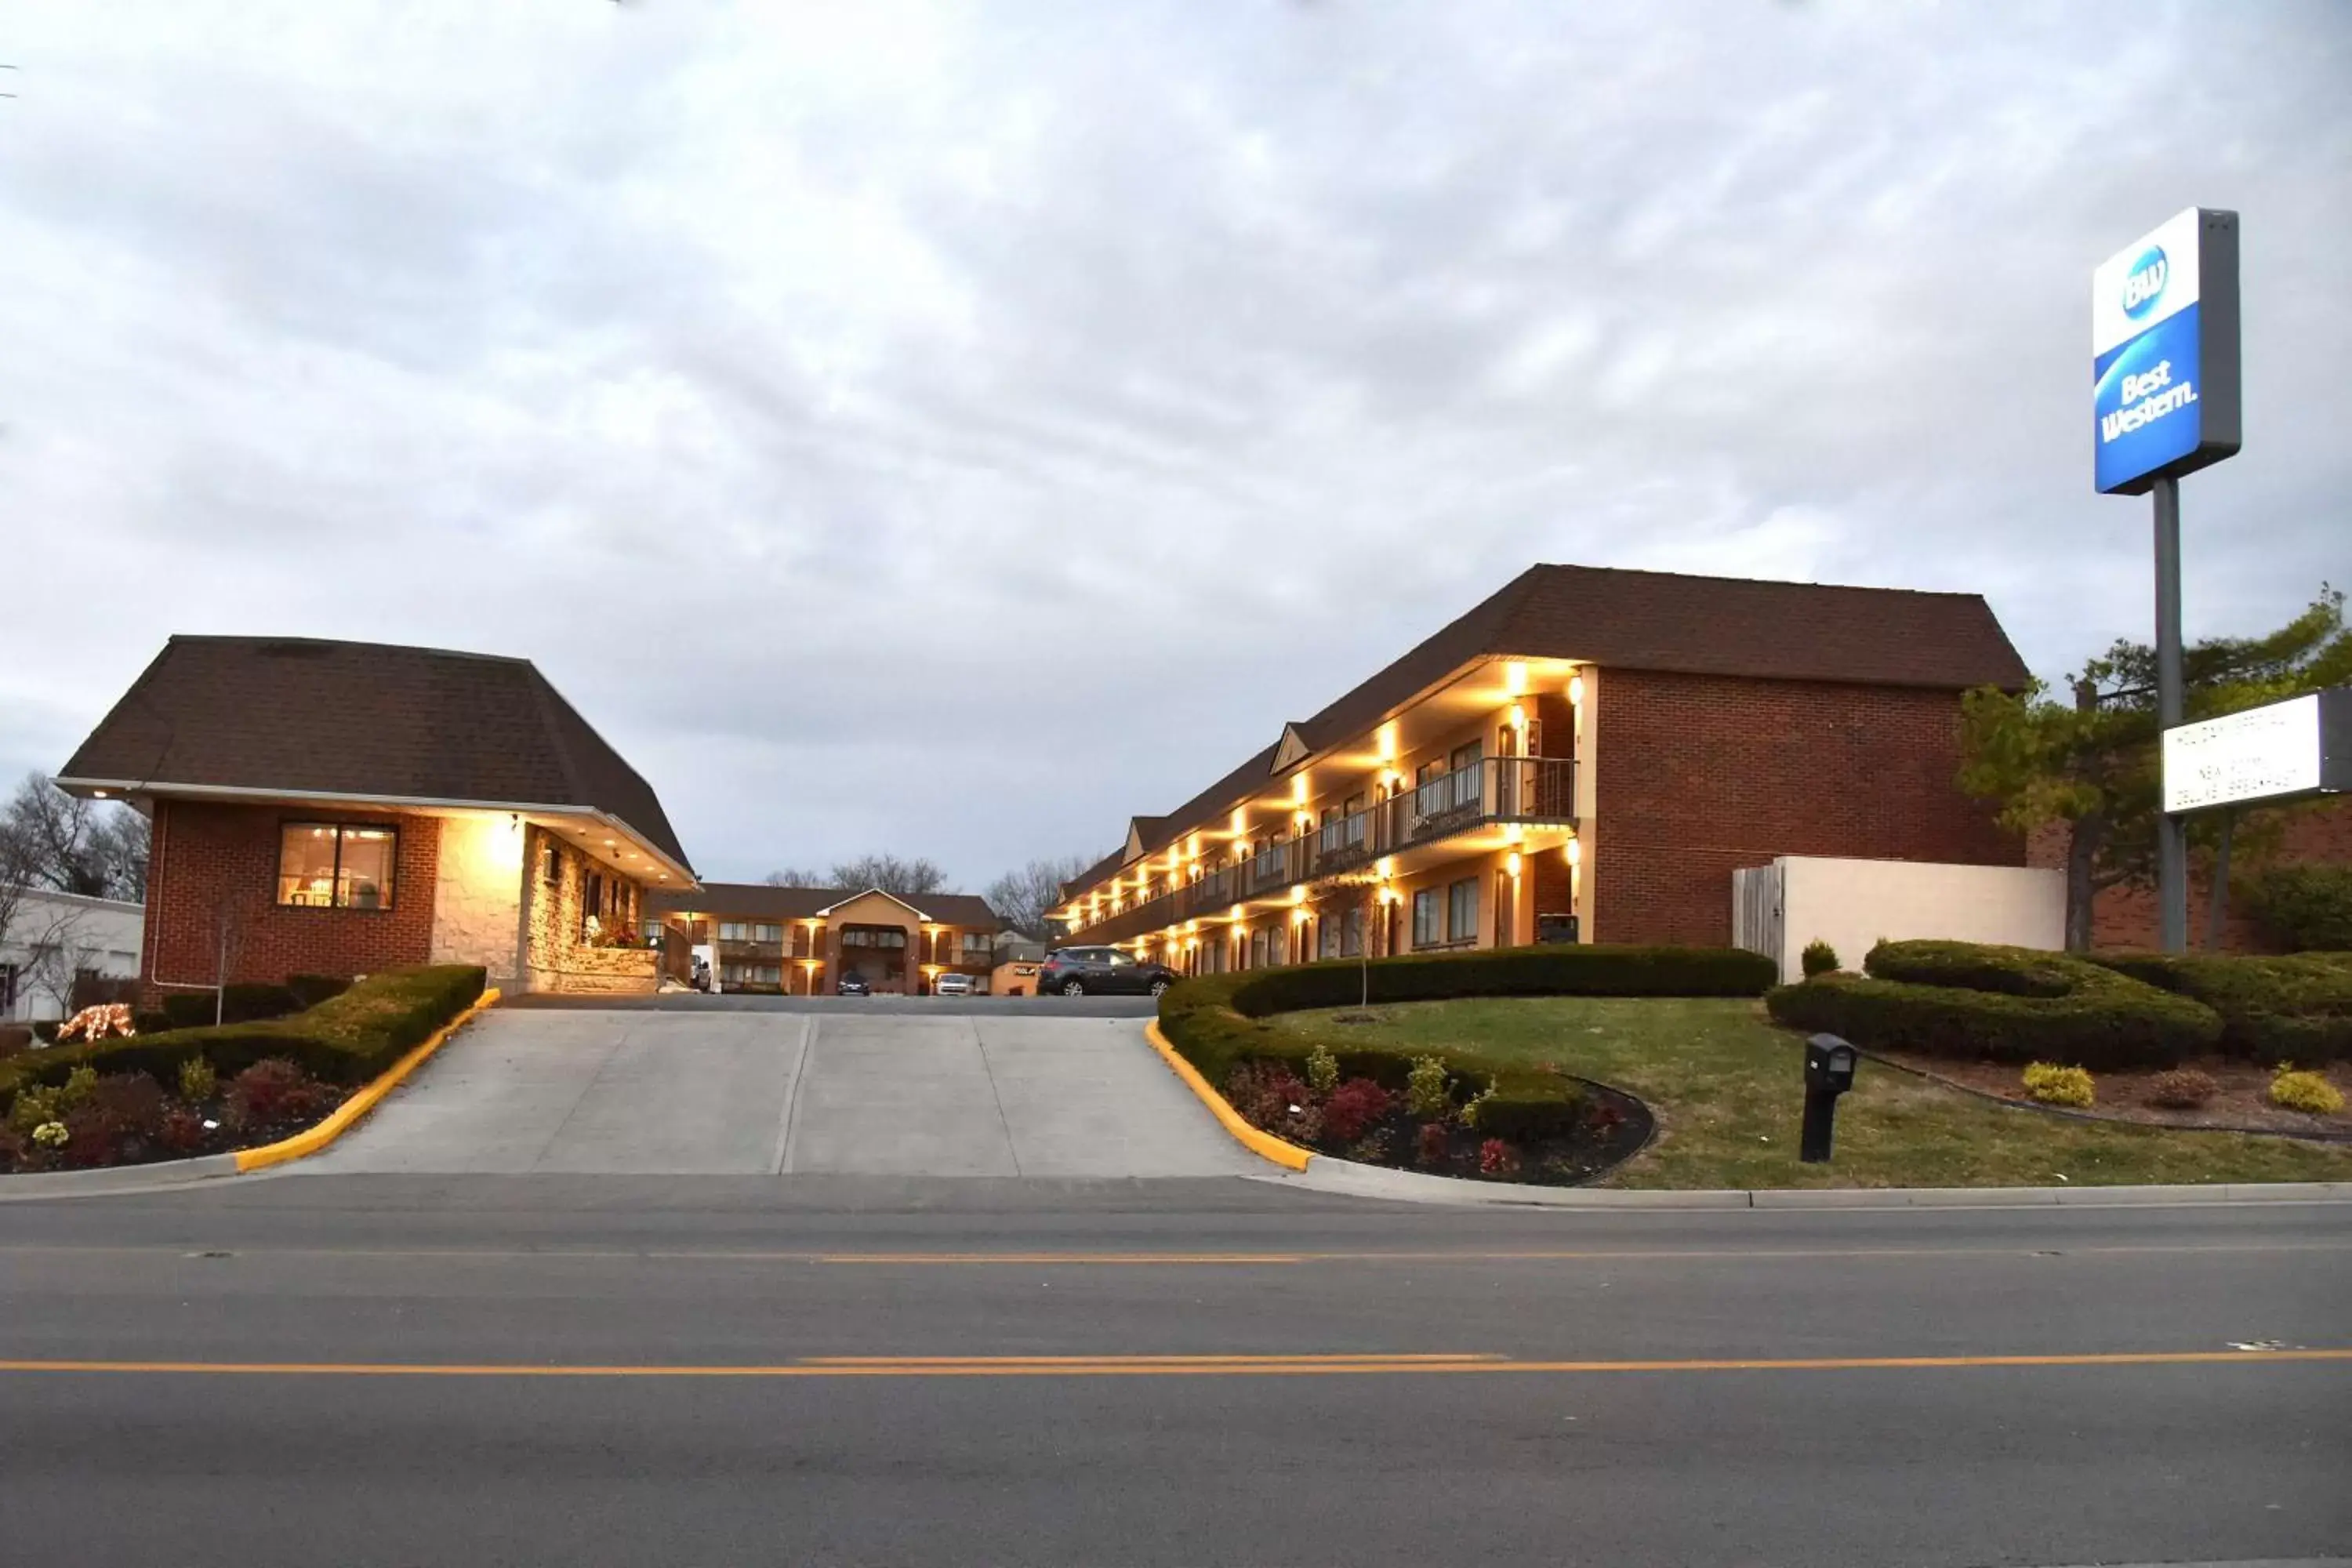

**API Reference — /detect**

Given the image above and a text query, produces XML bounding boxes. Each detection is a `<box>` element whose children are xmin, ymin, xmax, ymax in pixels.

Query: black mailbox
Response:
<box><xmin>1798</xmin><ymin>1034</ymin><xmax>1859</xmax><ymax>1163</ymax></box>
<box><xmin>1804</xmin><ymin>1035</ymin><xmax>1859</xmax><ymax>1094</ymax></box>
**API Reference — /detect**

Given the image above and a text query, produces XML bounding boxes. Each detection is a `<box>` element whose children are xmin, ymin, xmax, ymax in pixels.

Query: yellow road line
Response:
<box><xmin>2</xmin><ymin>1349</ymin><xmax>2345</xmax><ymax>1379</ymax></box>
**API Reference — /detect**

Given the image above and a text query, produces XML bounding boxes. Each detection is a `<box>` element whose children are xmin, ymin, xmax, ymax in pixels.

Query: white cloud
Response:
<box><xmin>2</xmin><ymin>0</ymin><xmax>2347</xmax><ymax>884</ymax></box>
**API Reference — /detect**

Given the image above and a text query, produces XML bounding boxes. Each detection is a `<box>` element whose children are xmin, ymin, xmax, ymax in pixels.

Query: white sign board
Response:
<box><xmin>2162</xmin><ymin>694</ymin><xmax>2323</xmax><ymax>814</ymax></box>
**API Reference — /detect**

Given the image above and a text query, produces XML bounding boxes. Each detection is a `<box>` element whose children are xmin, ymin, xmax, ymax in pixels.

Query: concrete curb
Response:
<box><xmin>1259</xmin><ymin>1156</ymin><xmax>2352</xmax><ymax>1210</ymax></box>
<box><xmin>234</xmin><ymin>987</ymin><xmax>501</xmax><ymax>1172</ymax></box>
<box><xmin>1141</xmin><ymin>1019</ymin><xmax>1312</xmax><ymax>1171</ymax></box>
<box><xmin>0</xmin><ymin>987</ymin><xmax>500</xmax><ymax>1200</ymax></box>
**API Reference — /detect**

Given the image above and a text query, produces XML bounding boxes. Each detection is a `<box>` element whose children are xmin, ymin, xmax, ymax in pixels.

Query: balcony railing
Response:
<box><xmin>1065</xmin><ymin>757</ymin><xmax>1574</xmax><ymax>944</ymax></box>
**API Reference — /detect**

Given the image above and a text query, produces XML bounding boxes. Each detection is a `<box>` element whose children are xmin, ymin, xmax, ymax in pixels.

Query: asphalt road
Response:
<box><xmin>2</xmin><ymin>1177</ymin><xmax>2347</xmax><ymax>1567</ymax></box>
<box><xmin>504</xmin><ymin>991</ymin><xmax>1160</xmax><ymax>1016</ymax></box>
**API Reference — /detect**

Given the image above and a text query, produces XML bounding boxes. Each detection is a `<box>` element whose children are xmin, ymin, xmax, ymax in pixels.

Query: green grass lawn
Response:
<box><xmin>1266</xmin><ymin>996</ymin><xmax>2352</xmax><ymax>1189</ymax></box>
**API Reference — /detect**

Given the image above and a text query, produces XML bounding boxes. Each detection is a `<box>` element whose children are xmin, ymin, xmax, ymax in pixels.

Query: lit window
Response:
<box><xmin>278</xmin><ymin>824</ymin><xmax>397</xmax><ymax>910</ymax></box>
<box><xmin>1448</xmin><ymin>878</ymin><xmax>1479</xmax><ymax>943</ymax></box>
<box><xmin>1411</xmin><ymin>889</ymin><xmax>1440</xmax><ymax>949</ymax></box>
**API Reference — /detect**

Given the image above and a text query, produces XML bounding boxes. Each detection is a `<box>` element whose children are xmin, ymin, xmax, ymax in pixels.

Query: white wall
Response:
<box><xmin>1770</xmin><ymin>857</ymin><xmax>2065</xmax><ymax>983</ymax></box>
<box><xmin>427</xmin><ymin>812</ymin><xmax>526</xmax><ymax>987</ymax></box>
<box><xmin>2</xmin><ymin>888</ymin><xmax>144</xmax><ymax>1022</ymax></box>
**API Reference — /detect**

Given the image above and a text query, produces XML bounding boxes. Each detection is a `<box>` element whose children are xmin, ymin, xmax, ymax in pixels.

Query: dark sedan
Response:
<box><xmin>1039</xmin><ymin>946</ymin><xmax>1179</xmax><ymax>997</ymax></box>
<box><xmin>837</xmin><ymin>975</ymin><xmax>872</xmax><ymax>996</ymax></box>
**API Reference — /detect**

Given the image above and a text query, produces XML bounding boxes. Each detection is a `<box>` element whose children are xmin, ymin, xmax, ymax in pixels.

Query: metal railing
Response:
<box><xmin>1064</xmin><ymin>756</ymin><xmax>1574</xmax><ymax>944</ymax></box>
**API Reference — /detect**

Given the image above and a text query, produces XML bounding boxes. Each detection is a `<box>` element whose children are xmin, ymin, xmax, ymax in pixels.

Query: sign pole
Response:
<box><xmin>2154</xmin><ymin>474</ymin><xmax>2188</xmax><ymax>952</ymax></box>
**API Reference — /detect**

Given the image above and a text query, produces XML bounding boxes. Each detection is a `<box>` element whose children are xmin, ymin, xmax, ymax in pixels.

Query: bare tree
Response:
<box><xmin>16</xmin><ymin>901</ymin><xmax>99</xmax><ymax>1021</ymax></box>
<box><xmin>763</xmin><ymin>866</ymin><xmax>827</xmax><ymax>888</ymax></box>
<box><xmin>985</xmin><ymin>854</ymin><xmax>1098</xmax><ymax>938</ymax></box>
<box><xmin>825</xmin><ymin>854</ymin><xmax>953</xmax><ymax>901</ymax></box>
<box><xmin>3</xmin><ymin>774</ymin><xmax>149</xmax><ymax>901</ymax></box>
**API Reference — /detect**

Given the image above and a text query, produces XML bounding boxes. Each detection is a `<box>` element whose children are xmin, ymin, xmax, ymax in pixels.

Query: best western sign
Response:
<box><xmin>2092</xmin><ymin>208</ymin><xmax>2241</xmax><ymax>494</ymax></box>
<box><xmin>2162</xmin><ymin>688</ymin><xmax>2349</xmax><ymax>815</ymax></box>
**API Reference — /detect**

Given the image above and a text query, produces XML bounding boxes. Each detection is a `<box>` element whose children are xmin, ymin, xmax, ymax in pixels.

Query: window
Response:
<box><xmin>0</xmin><ymin>961</ymin><xmax>16</xmax><ymax>1013</ymax></box>
<box><xmin>960</xmin><ymin>932</ymin><xmax>992</xmax><ymax>962</ymax></box>
<box><xmin>583</xmin><ymin>873</ymin><xmax>604</xmax><ymax>937</ymax></box>
<box><xmin>1411</xmin><ymin>888</ymin><xmax>1440</xmax><ymax>949</ymax></box>
<box><xmin>277</xmin><ymin>823</ymin><xmax>397</xmax><ymax>910</ymax></box>
<box><xmin>1249</xmin><ymin>928</ymin><xmax>1267</xmax><ymax>969</ymax></box>
<box><xmin>1448</xmin><ymin>877</ymin><xmax>1479</xmax><ymax>943</ymax></box>
<box><xmin>1106</xmin><ymin>949</ymin><xmax>1138</xmax><ymax>967</ymax></box>
<box><xmin>753</xmin><ymin>923</ymin><xmax>784</xmax><ymax>944</ymax></box>
<box><xmin>540</xmin><ymin>840</ymin><xmax>562</xmax><ymax>887</ymax></box>
<box><xmin>718</xmin><ymin>921</ymin><xmax>753</xmax><ymax>942</ymax></box>
<box><xmin>756</xmin><ymin>964</ymin><xmax>782</xmax><ymax>985</ymax></box>
<box><xmin>1319</xmin><ymin>916</ymin><xmax>1340</xmax><ymax>960</ymax></box>
<box><xmin>841</xmin><ymin>927</ymin><xmax>907</xmax><ymax>949</ymax></box>
<box><xmin>1341</xmin><ymin>906</ymin><xmax>1364</xmax><ymax>958</ymax></box>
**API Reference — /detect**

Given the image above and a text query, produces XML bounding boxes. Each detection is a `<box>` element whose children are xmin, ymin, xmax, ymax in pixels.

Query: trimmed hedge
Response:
<box><xmin>2088</xmin><ymin>950</ymin><xmax>2352</xmax><ymax>1064</ymax></box>
<box><xmin>0</xmin><ymin>965</ymin><xmax>486</xmax><ymax>1112</ymax></box>
<box><xmin>1472</xmin><ymin>1069</ymin><xmax>1587</xmax><ymax>1142</ymax></box>
<box><xmin>1160</xmin><ymin>943</ymin><xmax>1772</xmax><ymax>1134</ymax></box>
<box><xmin>2241</xmin><ymin>864</ymin><xmax>2352</xmax><ymax>953</ymax></box>
<box><xmin>1765</xmin><ymin>941</ymin><xmax>2222</xmax><ymax>1072</ymax></box>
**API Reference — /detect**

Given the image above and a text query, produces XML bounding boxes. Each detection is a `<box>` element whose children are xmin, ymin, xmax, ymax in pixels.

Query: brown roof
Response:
<box><xmin>1073</xmin><ymin>562</ymin><xmax>2027</xmax><ymax>887</ymax></box>
<box><xmin>648</xmin><ymin>882</ymin><xmax>1000</xmax><ymax>929</ymax></box>
<box><xmin>57</xmin><ymin>636</ymin><xmax>692</xmax><ymax>872</ymax></box>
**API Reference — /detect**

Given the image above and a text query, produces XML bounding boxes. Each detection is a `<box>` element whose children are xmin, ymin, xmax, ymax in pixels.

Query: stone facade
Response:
<box><xmin>428</xmin><ymin>812</ymin><xmax>528</xmax><ymax>989</ymax></box>
<box><xmin>522</xmin><ymin>825</ymin><xmax>655</xmax><ymax>994</ymax></box>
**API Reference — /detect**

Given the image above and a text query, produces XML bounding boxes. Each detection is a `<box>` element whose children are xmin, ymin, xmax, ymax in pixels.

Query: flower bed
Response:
<box><xmin>1221</xmin><ymin>1047</ymin><xmax>1653</xmax><ymax>1185</ymax></box>
<box><xmin>0</xmin><ymin>965</ymin><xmax>487</xmax><ymax>1174</ymax></box>
<box><xmin>0</xmin><ymin>1056</ymin><xmax>350</xmax><ymax>1174</ymax></box>
<box><xmin>1159</xmin><ymin>945</ymin><xmax>1767</xmax><ymax>1185</ymax></box>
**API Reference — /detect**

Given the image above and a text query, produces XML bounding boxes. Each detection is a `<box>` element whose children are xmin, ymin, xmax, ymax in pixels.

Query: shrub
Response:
<box><xmin>160</xmin><ymin>993</ymin><xmax>218</xmax><ymax>1030</ymax></box>
<box><xmin>2022</xmin><ymin>1062</ymin><xmax>2095</xmax><ymax>1107</ymax></box>
<box><xmin>2241</xmin><ymin>864</ymin><xmax>2352</xmax><ymax>953</ymax></box>
<box><xmin>86</xmin><ymin>1073</ymin><xmax>167</xmax><ymax>1139</ymax></box>
<box><xmin>285</xmin><ymin>974</ymin><xmax>355</xmax><ymax>1009</ymax></box>
<box><xmin>178</xmin><ymin>1055</ymin><xmax>218</xmax><ymax>1105</ymax></box>
<box><xmin>0</xmin><ymin>1025</ymin><xmax>29</xmax><ymax>1058</ymax></box>
<box><xmin>1322</xmin><ymin>1078</ymin><xmax>1394</xmax><ymax>1145</ymax></box>
<box><xmin>1305</xmin><ymin>1044</ymin><xmax>1340</xmax><ymax>1096</ymax></box>
<box><xmin>220</xmin><ymin>982</ymin><xmax>303</xmax><ymax>1025</ymax></box>
<box><xmin>155</xmin><ymin>1107</ymin><xmax>209</xmax><ymax>1154</ymax></box>
<box><xmin>1404</xmin><ymin>1054</ymin><xmax>1452</xmax><ymax>1120</ymax></box>
<box><xmin>1800</xmin><ymin>939</ymin><xmax>1839</xmax><ymax>978</ymax></box>
<box><xmin>133</xmin><ymin>1011</ymin><xmax>173</xmax><ymax>1036</ymax></box>
<box><xmin>56</xmin><ymin>1064</ymin><xmax>98</xmax><ymax>1113</ymax></box>
<box><xmin>2146</xmin><ymin>1068</ymin><xmax>2218</xmax><ymax>1109</ymax></box>
<box><xmin>9</xmin><ymin>1085</ymin><xmax>64</xmax><ymax>1136</ymax></box>
<box><xmin>2088</xmin><ymin>951</ymin><xmax>2352</xmax><ymax>1063</ymax></box>
<box><xmin>1469</xmin><ymin>1069</ymin><xmax>1586</xmax><ymax>1142</ymax></box>
<box><xmin>1478</xmin><ymin>1138</ymin><xmax>1518</xmax><ymax>1177</ymax></box>
<box><xmin>1766</xmin><ymin>942</ymin><xmax>2221</xmax><ymax>1071</ymax></box>
<box><xmin>1160</xmin><ymin>944</ymin><xmax>1775</xmax><ymax>1088</ymax></box>
<box><xmin>0</xmin><ymin>965</ymin><xmax>487</xmax><ymax>1115</ymax></box>
<box><xmin>1415</xmin><ymin>1122</ymin><xmax>1450</xmax><ymax>1167</ymax></box>
<box><xmin>223</xmin><ymin>1058</ymin><xmax>336</xmax><ymax>1131</ymax></box>
<box><xmin>2270</xmin><ymin>1065</ymin><xmax>2345</xmax><ymax>1115</ymax></box>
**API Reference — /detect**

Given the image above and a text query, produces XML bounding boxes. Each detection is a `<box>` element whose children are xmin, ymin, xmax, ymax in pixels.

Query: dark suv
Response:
<box><xmin>1040</xmin><ymin>946</ymin><xmax>1179</xmax><ymax>997</ymax></box>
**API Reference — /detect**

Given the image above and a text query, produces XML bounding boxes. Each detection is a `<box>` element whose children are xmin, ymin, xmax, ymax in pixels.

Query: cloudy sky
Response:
<box><xmin>2</xmin><ymin>0</ymin><xmax>2346</xmax><ymax>888</ymax></box>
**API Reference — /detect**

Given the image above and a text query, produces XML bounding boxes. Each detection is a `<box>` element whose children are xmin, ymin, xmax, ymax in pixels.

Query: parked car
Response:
<box><xmin>931</xmin><ymin>972</ymin><xmax>975</xmax><ymax>997</ymax></box>
<box><xmin>1040</xmin><ymin>946</ymin><xmax>1178</xmax><ymax>997</ymax></box>
<box><xmin>837</xmin><ymin>975</ymin><xmax>871</xmax><ymax>996</ymax></box>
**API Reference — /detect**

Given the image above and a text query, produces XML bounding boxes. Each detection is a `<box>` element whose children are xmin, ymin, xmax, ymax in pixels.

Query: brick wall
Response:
<box><xmin>1594</xmin><ymin>670</ymin><xmax>2020</xmax><ymax>946</ymax></box>
<box><xmin>143</xmin><ymin>800</ymin><xmax>439</xmax><ymax>999</ymax></box>
<box><xmin>2026</xmin><ymin>797</ymin><xmax>2352</xmax><ymax>951</ymax></box>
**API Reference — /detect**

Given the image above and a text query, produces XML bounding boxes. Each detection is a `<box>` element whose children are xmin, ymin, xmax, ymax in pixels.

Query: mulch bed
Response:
<box><xmin>1867</xmin><ymin>1049</ymin><xmax>2352</xmax><ymax>1138</ymax></box>
<box><xmin>1233</xmin><ymin>1061</ymin><xmax>1656</xmax><ymax>1186</ymax></box>
<box><xmin>0</xmin><ymin>1088</ymin><xmax>353</xmax><ymax>1176</ymax></box>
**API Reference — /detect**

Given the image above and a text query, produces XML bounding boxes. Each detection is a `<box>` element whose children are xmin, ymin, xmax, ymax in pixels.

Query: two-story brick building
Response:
<box><xmin>55</xmin><ymin>636</ymin><xmax>698</xmax><ymax>1001</ymax></box>
<box><xmin>644</xmin><ymin>884</ymin><xmax>1003</xmax><ymax>995</ymax></box>
<box><xmin>1056</xmin><ymin>564</ymin><xmax>2030</xmax><ymax>970</ymax></box>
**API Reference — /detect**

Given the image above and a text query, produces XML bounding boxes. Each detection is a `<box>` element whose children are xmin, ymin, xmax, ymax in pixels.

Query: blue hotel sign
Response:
<box><xmin>2092</xmin><ymin>208</ymin><xmax>2241</xmax><ymax>494</ymax></box>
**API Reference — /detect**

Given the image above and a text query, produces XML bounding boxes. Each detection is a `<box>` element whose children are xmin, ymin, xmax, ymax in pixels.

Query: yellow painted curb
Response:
<box><xmin>1142</xmin><ymin>1018</ymin><xmax>1312</xmax><ymax>1173</ymax></box>
<box><xmin>234</xmin><ymin>988</ymin><xmax>502</xmax><ymax>1174</ymax></box>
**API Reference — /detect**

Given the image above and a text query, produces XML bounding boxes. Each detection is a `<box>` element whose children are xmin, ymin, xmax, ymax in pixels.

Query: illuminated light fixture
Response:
<box><xmin>1290</xmin><ymin>885</ymin><xmax>1306</xmax><ymax>905</ymax></box>
<box><xmin>1567</xmin><ymin>671</ymin><xmax>1586</xmax><ymax>706</ymax></box>
<box><xmin>1229</xmin><ymin>906</ymin><xmax>1244</xmax><ymax>923</ymax></box>
<box><xmin>1504</xmin><ymin>659</ymin><xmax>1528</xmax><ymax>695</ymax></box>
<box><xmin>1508</xmin><ymin>702</ymin><xmax>1526</xmax><ymax>731</ymax></box>
<box><xmin>1381</xmin><ymin>886</ymin><xmax>1400</xmax><ymax>906</ymax></box>
<box><xmin>1506</xmin><ymin>851</ymin><xmax>1523</xmax><ymax>877</ymax></box>
<box><xmin>1291</xmin><ymin>772</ymin><xmax>1308</xmax><ymax>804</ymax></box>
<box><xmin>93</xmin><ymin>789</ymin><xmax>109</xmax><ymax>799</ymax></box>
<box><xmin>1292</xmin><ymin>907</ymin><xmax>1309</xmax><ymax>924</ymax></box>
<box><xmin>1376</xmin><ymin>857</ymin><xmax>1394</xmax><ymax>878</ymax></box>
<box><xmin>1566</xmin><ymin>837</ymin><xmax>1583</xmax><ymax>866</ymax></box>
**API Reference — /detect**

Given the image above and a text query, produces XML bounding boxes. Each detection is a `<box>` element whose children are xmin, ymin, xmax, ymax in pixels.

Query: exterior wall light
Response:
<box><xmin>1565</xmin><ymin>837</ymin><xmax>1582</xmax><ymax>866</ymax></box>
<box><xmin>1506</xmin><ymin>851</ymin><xmax>1523</xmax><ymax>877</ymax></box>
<box><xmin>1567</xmin><ymin>672</ymin><xmax>1586</xmax><ymax>706</ymax></box>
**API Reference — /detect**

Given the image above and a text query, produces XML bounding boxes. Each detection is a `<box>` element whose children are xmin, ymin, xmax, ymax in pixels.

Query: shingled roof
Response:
<box><xmin>1068</xmin><ymin>563</ymin><xmax>2027</xmax><ymax>889</ymax></box>
<box><xmin>646</xmin><ymin>882</ymin><xmax>1000</xmax><ymax>928</ymax></box>
<box><xmin>56</xmin><ymin>636</ymin><xmax>693</xmax><ymax>873</ymax></box>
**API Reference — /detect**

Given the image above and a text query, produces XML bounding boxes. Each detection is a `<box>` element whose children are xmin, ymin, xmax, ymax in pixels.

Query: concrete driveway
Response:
<box><xmin>300</xmin><ymin>1005</ymin><xmax>1258</xmax><ymax>1178</ymax></box>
